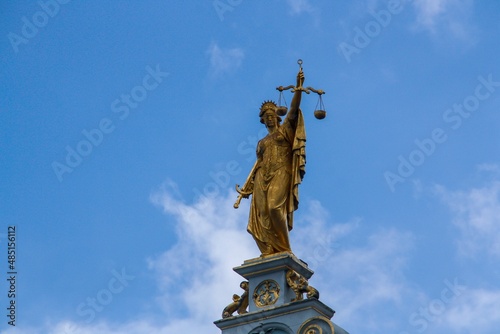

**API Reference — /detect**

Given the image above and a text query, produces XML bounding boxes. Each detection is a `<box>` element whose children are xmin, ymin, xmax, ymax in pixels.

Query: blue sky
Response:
<box><xmin>1</xmin><ymin>0</ymin><xmax>500</xmax><ymax>333</ymax></box>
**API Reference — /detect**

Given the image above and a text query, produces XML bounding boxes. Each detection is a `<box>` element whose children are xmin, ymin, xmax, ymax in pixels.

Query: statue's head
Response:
<box><xmin>259</xmin><ymin>100</ymin><xmax>281</xmax><ymax>126</ymax></box>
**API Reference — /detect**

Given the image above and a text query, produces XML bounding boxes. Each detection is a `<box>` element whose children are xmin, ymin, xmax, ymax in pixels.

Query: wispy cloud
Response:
<box><xmin>313</xmin><ymin>227</ymin><xmax>416</xmax><ymax>329</ymax></box>
<box><xmin>17</xmin><ymin>183</ymin><xmax>417</xmax><ymax>333</ymax></box>
<box><xmin>434</xmin><ymin>172</ymin><xmax>500</xmax><ymax>258</ymax></box>
<box><xmin>286</xmin><ymin>0</ymin><xmax>314</xmax><ymax>15</ymax></box>
<box><xmin>412</xmin><ymin>0</ymin><xmax>476</xmax><ymax>42</ymax></box>
<box><xmin>414</xmin><ymin>0</ymin><xmax>451</xmax><ymax>29</ymax></box>
<box><xmin>148</xmin><ymin>181</ymin><xmax>255</xmax><ymax>324</ymax></box>
<box><xmin>148</xmin><ymin>185</ymin><xmax>418</xmax><ymax>331</ymax></box>
<box><xmin>206</xmin><ymin>42</ymin><xmax>244</xmax><ymax>77</ymax></box>
<box><xmin>150</xmin><ymin>187</ymin><xmax>417</xmax><ymax>332</ymax></box>
<box><xmin>441</xmin><ymin>288</ymin><xmax>500</xmax><ymax>332</ymax></box>
<box><xmin>477</xmin><ymin>163</ymin><xmax>500</xmax><ymax>174</ymax></box>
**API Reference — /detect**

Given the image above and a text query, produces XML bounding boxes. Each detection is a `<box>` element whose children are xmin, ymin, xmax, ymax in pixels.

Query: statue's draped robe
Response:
<box><xmin>247</xmin><ymin>110</ymin><xmax>306</xmax><ymax>255</ymax></box>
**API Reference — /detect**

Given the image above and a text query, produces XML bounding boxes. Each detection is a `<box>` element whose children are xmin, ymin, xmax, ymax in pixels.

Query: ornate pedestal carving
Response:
<box><xmin>215</xmin><ymin>253</ymin><xmax>349</xmax><ymax>334</ymax></box>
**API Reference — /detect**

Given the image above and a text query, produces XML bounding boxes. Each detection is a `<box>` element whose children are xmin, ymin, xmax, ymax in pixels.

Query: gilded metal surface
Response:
<box><xmin>253</xmin><ymin>279</ymin><xmax>280</xmax><ymax>307</ymax></box>
<box><xmin>297</xmin><ymin>316</ymin><xmax>335</xmax><ymax>334</ymax></box>
<box><xmin>222</xmin><ymin>281</ymin><xmax>249</xmax><ymax>318</ymax></box>
<box><xmin>234</xmin><ymin>161</ymin><xmax>258</xmax><ymax>209</ymax></box>
<box><xmin>305</xmin><ymin>325</ymin><xmax>323</xmax><ymax>334</ymax></box>
<box><xmin>286</xmin><ymin>269</ymin><xmax>320</xmax><ymax>302</ymax></box>
<box><xmin>234</xmin><ymin>60</ymin><xmax>326</xmax><ymax>256</ymax></box>
<box><xmin>243</xmin><ymin>68</ymin><xmax>306</xmax><ymax>256</ymax></box>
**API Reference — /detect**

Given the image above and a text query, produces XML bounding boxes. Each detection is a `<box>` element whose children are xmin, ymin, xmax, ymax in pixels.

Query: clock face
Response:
<box><xmin>253</xmin><ymin>279</ymin><xmax>280</xmax><ymax>307</ymax></box>
<box><xmin>297</xmin><ymin>317</ymin><xmax>334</xmax><ymax>334</ymax></box>
<box><xmin>304</xmin><ymin>325</ymin><xmax>322</xmax><ymax>334</ymax></box>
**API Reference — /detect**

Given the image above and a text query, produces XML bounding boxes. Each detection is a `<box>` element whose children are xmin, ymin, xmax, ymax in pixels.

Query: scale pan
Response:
<box><xmin>276</xmin><ymin>106</ymin><xmax>288</xmax><ymax>116</ymax></box>
<box><xmin>314</xmin><ymin>109</ymin><xmax>327</xmax><ymax>119</ymax></box>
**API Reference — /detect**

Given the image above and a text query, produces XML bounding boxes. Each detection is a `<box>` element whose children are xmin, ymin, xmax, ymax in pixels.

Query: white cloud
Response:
<box><xmin>435</xmin><ymin>179</ymin><xmax>500</xmax><ymax>258</ymax></box>
<box><xmin>412</xmin><ymin>0</ymin><xmax>476</xmax><ymax>41</ymax></box>
<box><xmin>477</xmin><ymin>163</ymin><xmax>500</xmax><ymax>174</ymax></box>
<box><xmin>414</xmin><ymin>0</ymin><xmax>450</xmax><ymax>29</ymax></box>
<box><xmin>148</xmin><ymin>190</ymin><xmax>417</xmax><ymax>332</ymax></box>
<box><xmin>148</xmin><ymin>182</ymin><xmax>255</xmax><ymax>326</ymax></box>
<box><xmin>440</xmin><ymin>288</ymin><xmax>500</xmax><ymax>332</ymax></box>
<box><xmin>287</xmin><ymin>0</ymin><xmax>314</xmax><ymax>15</ymax></box>
<box><xmin>313</xmin><ymin>227</ymin><xmax>416</xmax><ymax>329</ymax></box>
<box><xmin>206</xmin><ymin>42</ymin><xmax>244</xmax><ymax>77</ymax></box>
<box><xmin>20</xmin><ymin>183</ymin><xmax>417</xmax><ymax>333</ymax></box>
<box><xmin>286</xmin><ymin>0</ymin><xmax>322</xmax><ymax>26</ymax></box>
<box><xmin>277</xmin><ymin>200</ymin><xmax>417</xmax><ymax>331</ymax></box>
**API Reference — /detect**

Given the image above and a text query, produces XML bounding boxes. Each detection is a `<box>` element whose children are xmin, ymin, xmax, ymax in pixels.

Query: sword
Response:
<box><xmin>233</xmin><ymin>161</ymin><xmax>258</xmax><ymax>209</ymax></box>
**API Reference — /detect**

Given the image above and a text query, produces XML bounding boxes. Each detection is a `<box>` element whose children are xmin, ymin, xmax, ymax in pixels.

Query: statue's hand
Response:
<box><xmin>242</xmin><ymin>189</ymin><xmax>252</xmax><ymax>199</ymax></box>
<box><xmin>242</xmin><ymin>183</ymin><xmax>253</xmax><ymax>198</ymax></box>
<box><xmin>296</xmin><ymin>70</ymin><xmax>305</xmax><ymax>88</ymax></box>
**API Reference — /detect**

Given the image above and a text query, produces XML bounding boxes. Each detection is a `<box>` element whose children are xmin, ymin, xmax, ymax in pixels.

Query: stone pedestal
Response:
<box><xmin>214</xmin><ymin>253</ymin><xmax>349</xmax><ymax>334</ymax></box>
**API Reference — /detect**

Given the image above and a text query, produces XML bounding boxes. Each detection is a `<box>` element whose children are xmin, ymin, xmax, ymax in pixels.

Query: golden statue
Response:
<box><xmin>235</xmin><ymin>66</ymin><xmax>308</xmax><ymax>256</ymax></box>
<box><xmin>286</xmin><ymin>269</ymin><xmax>320</xmax><ymax>301</ymax></box>
<box><xmin>222</xmin><ymin>281</ymin><xmax>249</xmax><ymax>318</ymax></box>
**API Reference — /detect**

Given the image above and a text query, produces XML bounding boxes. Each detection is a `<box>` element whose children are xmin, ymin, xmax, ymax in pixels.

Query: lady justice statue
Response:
<box><xmin>234</xmin><ymin>60</ymin><xmax>326</xmax><ymax>256</ymax></box>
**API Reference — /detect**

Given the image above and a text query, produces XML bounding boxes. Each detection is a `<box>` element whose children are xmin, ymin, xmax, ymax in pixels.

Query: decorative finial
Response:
<box><xmin>297</xmin><ymin>59</ymin><xmax>303</xmax><ymax>70</ymax></box>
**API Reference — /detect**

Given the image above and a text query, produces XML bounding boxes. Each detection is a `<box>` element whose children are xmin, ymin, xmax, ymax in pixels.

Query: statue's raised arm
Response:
<box><xmin>287</xmin><ymin>69</ymin><xmax>305</xmax><ymax>122</ymax></box>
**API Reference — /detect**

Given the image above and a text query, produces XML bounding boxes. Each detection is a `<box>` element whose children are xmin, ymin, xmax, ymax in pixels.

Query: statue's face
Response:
<box><xmin>262</xmin><ymin>110</ymin><xmax>278</xmax><ymax>128</ymax></box>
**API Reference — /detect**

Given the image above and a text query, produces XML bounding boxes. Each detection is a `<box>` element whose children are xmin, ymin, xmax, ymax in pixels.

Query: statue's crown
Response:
<box><xmin>259</xmin><ymin>100</ymin><xmax>282</xmax><ymax>124</ymax></box>
<box><xmin>260</xmin><ymin>100</ymin><xmax>277</xmax><ymax>110</ymax></box>
<box><xmin>259</xmin><ymin>100</ymin><xmax>277</xmax><ymax>115</ymax></box>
